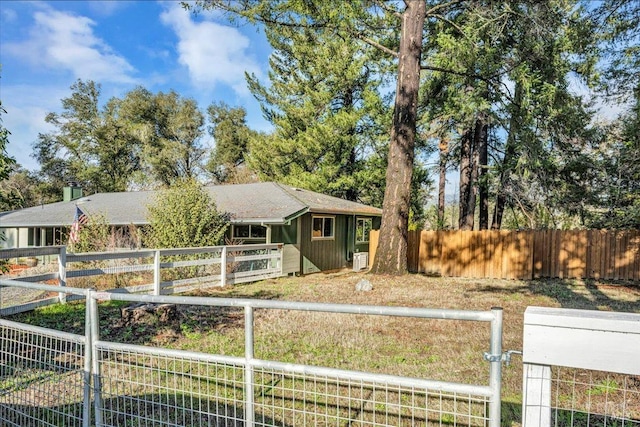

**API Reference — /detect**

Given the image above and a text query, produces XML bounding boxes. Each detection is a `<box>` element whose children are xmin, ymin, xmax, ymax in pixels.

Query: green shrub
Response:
<box><xmin>144</xmin><ymin>179</ymin><xmax>229</xmax><ymax>249</ymax></box>
<box><xmin>69</xmin><ymin>213</ymin><xmax>111</xmax><ymax>253</ymax></box>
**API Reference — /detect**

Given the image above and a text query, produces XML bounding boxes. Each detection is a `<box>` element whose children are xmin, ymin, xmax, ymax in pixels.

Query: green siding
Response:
<box><xmin>220</xmin><ymin>215</ymin><xmax>379</xmax><ymax>275</ymax></box>
<box><xmin>271</xmin><ymin>220</ymin><xmax>298</xmax><ymax>244</ymax></box>
<box><xmin>300</xmin><ymin>214</ymin><xmax>348</xmax><ymax>273</ymax></box>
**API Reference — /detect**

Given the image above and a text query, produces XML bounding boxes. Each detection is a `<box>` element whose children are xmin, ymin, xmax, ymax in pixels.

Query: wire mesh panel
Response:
<box><xmin>0</xmin><ymin>320</ymin><xmax>86</xmax><ymax>427</ymax></box>
<box><xmin>549</xmin><ymin>367</ymin><xmax>640</xmax><ymax>427</ymax></box>
<box><xmin>96</xmin><ymin>344</ymin><xmax>246</xmax><ymax>427</ymax></box>
<box><xmin>251</xmin><ymin>367</ymin><xmax>491</xmax><ymax>427</ymax></box>
<box><xmin>0</xmin><ymin>279</ymin><xmax>501</xmax><ymax>426</ymax></box>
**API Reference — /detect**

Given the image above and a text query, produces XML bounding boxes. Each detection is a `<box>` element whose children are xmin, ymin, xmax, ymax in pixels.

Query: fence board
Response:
<box><xmin>625</xmin><ymin>231</ymin><xmax>636</xmax><ymax>281</ymax></box>
<box><xmin>397</xmin><ymin>229</ymin><xmax>639</xmax><ymax>281</ymax></box>
<box><xmin>599</xmin><ymin>229</ymin><xmax>607</xmax><ymax>279</ymax></box>
<box><xmin>543</xmin><ymin>230</ymin><xmax>552</xmax><ymax>278</ymax></box>
<box><xmin>407</xmin><ymin>230</ymin><xmax>419</xmax><ymax>272</ymax></box>
<box><xmin>356</xmin><ymin>229</ymin><xmax>636</xmax><ymax>280</ymax></box>
<box><xmin>587</xmin><ymin>230</ymin><xmax>596</xmax><ymax>279</ymax></box>
<box><xmin>609</xmin><ymin>230</ymin><xmax>616</xmax><ymax>279</ymax></box>
<box><xmin>629</xmin><ymin>230</ymin><xmax>640</xmax><ymax>280</ymax></box>
<box><xmin>427</xmin><ymin>231</ymin><xmax>441</xmax><ymax>275</ymax></box>
<box><xmin>476</xmin><ymin>231</ymin><xmax>486</xmax><ymax>278</ymax></box>
<box><xmin>517</xmin><ymin>231</ymin><xmax>533</xmax><ymax>280</ymax></box>
<box><xmin>636</xmin><ymin>231</ymin><xmax>640</xmax><ymax>282</ymax></box>
<box><xmin>368</xmin><ymin>229</ymin><xmax>379</xmax><ymax>268</ymax></box>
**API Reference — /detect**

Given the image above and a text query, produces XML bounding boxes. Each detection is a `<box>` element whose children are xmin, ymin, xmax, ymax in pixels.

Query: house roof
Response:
<box><xmin>0</xmin><ymin>182</ymin><xmax>382</xmax><ymax>228</ymax></box>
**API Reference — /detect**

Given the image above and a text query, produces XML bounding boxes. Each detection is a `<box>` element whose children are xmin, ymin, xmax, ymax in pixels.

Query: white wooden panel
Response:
<box><xmin>523</xmin><ymin>306</ymin><xmax>640</xmax><ymax>375</ymax></box>
<box><xmin>522</xmin><ymin>364</ymin><xmax>551</xmax><ymax>427</ymax></box>
<box><xmin>525</xmin><ymin>306</ymin><xmax>640</xmax><ymax>334</ymax></box>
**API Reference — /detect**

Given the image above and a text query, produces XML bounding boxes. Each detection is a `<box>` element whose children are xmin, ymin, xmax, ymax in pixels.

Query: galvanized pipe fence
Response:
<box><xmin>0</xmin><ymin>278</ymin><xmax>505</xmax><ymax>427</ymax></box>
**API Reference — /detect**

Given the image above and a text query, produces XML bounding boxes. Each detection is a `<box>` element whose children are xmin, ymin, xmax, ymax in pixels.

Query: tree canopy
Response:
<box><xmin>2</xmin><ymin>0</ymin><xmax>638</xmax><ymax>273</ymax></box>
<box><xmin>0</xmin><ymin>100</ymin><xmax>15</xmax><ymax>183</ymax></box>
<box><xmin>32</xmin><ymin>81</ymin><xmax>208</xmax><ymax>194</ymax></box>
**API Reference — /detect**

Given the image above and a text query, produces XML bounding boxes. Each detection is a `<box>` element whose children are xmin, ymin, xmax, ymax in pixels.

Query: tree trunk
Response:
<box><xmin>466</xmin><ymin>119</ymin><xmax>483</xmax><ymax>229</ymax></box>
<box><xmin>342</xmin><ymin>87</ymin><xmax>359</xmax><ymax>202</ymax></box>
<box><xmin>478</xmin><ymin>117</ymin><xmax>489</xmax><ymax>229</ymax></box>
<box><xmin>370</xmin><ymin>0</ymin><xmax>425</xmax><ymax>275</ymax></box>
<box><xmin>458</xmin><ymin>127</ymin><xmax>474</xmax><ymax>230</ymax></box>
<box><xmin>478</xmin><ymin>85</ymin><xmax>490</xmax><ymax>230</ymax></box>
<box><xmin>437</xmin><ymin>138</ymin><xmax>448</xmax><ymax>229</ymax></box>
<box><xmin>492</xmin><ymin>81</ymin><xmax>523</xmax><ymax>229</ymax></box>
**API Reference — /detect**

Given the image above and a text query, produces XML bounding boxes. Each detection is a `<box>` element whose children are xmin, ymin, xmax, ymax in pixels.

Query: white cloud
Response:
<box><xmin>85</xmin><ymin>1</ymin><xmax>129</xmax><ymax>17</ymax></box>
<box><xmin>2</xmin><ymin>84</ymin><xmax>66</xmax><ymax>170</ymax></box>
<box><xmin>1</xmin><ymin>7</ymin><xmax>18</xmax><ymax>23</ymax></box>
<box><xmin>160</xmin><ymin>3</ymin><xmax>262</xmax><ymax>94</ymax></box>
<box><xmin>3</xmin><ymin>8</ymin><xmax>137</xmax><ymax>84</ymax></box>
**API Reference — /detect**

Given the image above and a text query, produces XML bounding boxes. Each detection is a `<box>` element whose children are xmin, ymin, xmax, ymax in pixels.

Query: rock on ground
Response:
<box><xmin>355</xmin><ymin>278</ymin><xmax>373</xmax><ymax>292</ymax></box>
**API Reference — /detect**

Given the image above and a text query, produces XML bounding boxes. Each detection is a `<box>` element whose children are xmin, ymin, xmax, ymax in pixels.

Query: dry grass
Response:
<box><xmin>6</xmin><ymin>271</ymin><xmax>639</xmax><ymax>426</ymax></box>
<box><xmin>186</xmin><ymin>272</ymin><xmax>639</xmax><ymax>408</ymax></box>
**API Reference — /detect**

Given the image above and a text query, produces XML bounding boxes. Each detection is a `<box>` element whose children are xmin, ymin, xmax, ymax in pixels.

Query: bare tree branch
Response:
<box><xmin>354</xmin><ymin>33</ymin><xmax>399</xmax><ymax>57</ymax></box>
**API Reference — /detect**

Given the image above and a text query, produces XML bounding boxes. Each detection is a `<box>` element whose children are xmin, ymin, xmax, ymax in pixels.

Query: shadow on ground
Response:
<box><xmin>468</xmin><ymin>278</ymin><xmax>639</xmax><ymax>312</ymax></box>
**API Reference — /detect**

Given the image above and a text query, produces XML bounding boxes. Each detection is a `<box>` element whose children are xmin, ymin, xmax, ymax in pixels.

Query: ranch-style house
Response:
<box><xmin>0</xmin><ymin>182</ymin><xmax>381</xmax><ymax>275</ymax></box>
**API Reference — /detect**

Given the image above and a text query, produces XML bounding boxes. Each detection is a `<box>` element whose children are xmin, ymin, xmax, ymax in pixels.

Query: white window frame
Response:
<box><xmin>311</xmin><ymin>215</ymin><xmax>335</xmax><ymax>240</ymax></box>
<box><xmin>356</xmin><ymin>217</ymin><xmax>372</xmax><ymax>244</ymax></box>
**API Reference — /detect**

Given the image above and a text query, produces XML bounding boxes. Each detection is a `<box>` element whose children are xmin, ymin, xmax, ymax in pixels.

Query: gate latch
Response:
<box><xmin>483</xmin><ymin>350</ymin><xmax>522</xmax><ymax>366</ymax></box>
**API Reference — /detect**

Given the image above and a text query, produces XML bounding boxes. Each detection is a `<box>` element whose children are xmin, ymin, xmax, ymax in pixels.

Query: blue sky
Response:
<box><xmin>0</xmin><ymin>0</ymin><xmax>273</xmax><ymax>171</ymax></box>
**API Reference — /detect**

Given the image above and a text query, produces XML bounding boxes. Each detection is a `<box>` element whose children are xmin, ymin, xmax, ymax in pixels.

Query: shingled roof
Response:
<box><xmin>0</xmin><ymin>182</ymin><xmax>381</xmax><ymax>228</ymax></box>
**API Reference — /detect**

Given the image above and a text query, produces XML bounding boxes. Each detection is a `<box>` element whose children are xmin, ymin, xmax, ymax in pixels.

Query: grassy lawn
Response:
<box><xmin>7</xmin><ymin>271</ymin><xmax>639</xmax><ymax>426</ymax></box>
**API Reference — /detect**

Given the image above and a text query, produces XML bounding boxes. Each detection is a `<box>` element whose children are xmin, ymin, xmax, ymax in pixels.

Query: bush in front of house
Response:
<box><xmin>144</xmin><ymin>179</ymin><xmax>229</xmax><ymax>249</ymax></box>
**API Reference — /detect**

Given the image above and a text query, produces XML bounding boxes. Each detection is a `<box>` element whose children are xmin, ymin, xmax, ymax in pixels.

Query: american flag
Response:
<box><xmin>69</xmin><ymin>206</ymin><xmax>88</xmax><ymax>244</ymax></box>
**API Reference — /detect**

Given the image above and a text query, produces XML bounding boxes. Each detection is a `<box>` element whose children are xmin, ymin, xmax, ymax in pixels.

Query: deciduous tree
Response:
<box><xmin>33</xmin><ymin>82</ymin><xmax>208</xmax><ymax>192</ymax></box>
<box><xmin>206</xmin><ymin>102</ymin><xmax>258</xmax><ymax>183</ymax></box>
<box><xmin>0</xmin><ymin>101</ymin><xmax>15</xmax><ymax>182</ymax></box>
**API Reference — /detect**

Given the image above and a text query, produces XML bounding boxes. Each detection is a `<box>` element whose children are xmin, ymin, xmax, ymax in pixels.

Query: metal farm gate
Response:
<box><xmin>0</xmin><ymin>279</ymin><xmax>505</xmax><ymax>427</ymax></box>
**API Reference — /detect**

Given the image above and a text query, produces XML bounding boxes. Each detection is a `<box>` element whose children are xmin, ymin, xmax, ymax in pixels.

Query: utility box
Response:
<box><xmin>353</xmin><ymin>252</ymin><xmax>369</xmax><ymax>271</ymax></box>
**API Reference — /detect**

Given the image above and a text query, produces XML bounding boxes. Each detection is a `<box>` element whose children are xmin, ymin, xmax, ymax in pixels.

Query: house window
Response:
<box><xmin>233</xmin><ymin>225</ymin><xmax>267</xmax><ymax>241</ymax></box>
<box><xmin>312</xmin><ymin>215</ymin><xmax>334</xmax><ymax>240</ymax></box>
<box><xmin>356</xmin><ymin>217</ymin><xmax>372</xmax><ymax>244</ymax></box>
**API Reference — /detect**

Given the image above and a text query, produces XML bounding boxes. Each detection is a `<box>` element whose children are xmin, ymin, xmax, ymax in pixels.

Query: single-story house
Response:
<box><xmin>0</xmin><ymin>182</ymin><xmax>381</xmax><ymax>274</ymax></box>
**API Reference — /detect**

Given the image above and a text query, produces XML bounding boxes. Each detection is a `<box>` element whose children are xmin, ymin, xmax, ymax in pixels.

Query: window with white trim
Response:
<box><xmin>356</xmin><ymin>217</ymin><xmax>372</xmax><ymax>244</ymax></box>
<box><xmin>312</xmin><ymin>215</ymin><xmax>335</xmax><ymax>240</ymax></box>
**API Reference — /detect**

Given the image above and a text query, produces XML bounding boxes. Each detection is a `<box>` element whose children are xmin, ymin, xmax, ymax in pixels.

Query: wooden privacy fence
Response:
<box><xmin>369</xmin><ymin>229</ymin><xmax>640</xmax><ymax>280</ymax></box>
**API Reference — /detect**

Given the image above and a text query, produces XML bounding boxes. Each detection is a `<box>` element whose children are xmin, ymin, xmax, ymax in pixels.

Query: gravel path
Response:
<box><xmin>0</xmin><ymin>285</ymin><xmax>47</xmax><ymax>309</ymax></box>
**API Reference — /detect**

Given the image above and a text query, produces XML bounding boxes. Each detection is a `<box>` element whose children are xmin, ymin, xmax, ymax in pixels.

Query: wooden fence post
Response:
<box><xmin>368</xmin><ymin>230</ymin><xmax>379</xmax><ymax>267</ymax></box>
<box><xmin>522</xmin><ymin>363</ymin><xmax>552</xmax><ymax>427</ymax></box>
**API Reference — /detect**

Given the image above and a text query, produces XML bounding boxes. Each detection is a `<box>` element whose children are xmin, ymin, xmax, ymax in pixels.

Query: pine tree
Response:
<box><xmin>243</xmin><ymin>14</ymin><xmax>391</xmax><ymax>202</ymax></box>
